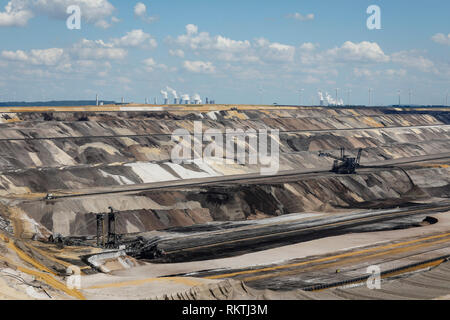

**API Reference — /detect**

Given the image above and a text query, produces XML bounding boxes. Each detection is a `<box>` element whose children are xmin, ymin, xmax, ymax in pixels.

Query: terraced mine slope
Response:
<box><xmin>0</xmin><ymin>104</ymin><xmax>449</xmax><ymax>300</ymax></box>
<box><xmin>0</xmin><ymin>105</ymin><xmax>448</xmax><ymax>238</ymax></box>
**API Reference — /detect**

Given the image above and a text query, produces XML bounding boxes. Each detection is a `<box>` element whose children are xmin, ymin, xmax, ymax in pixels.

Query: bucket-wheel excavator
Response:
<box><xmin>318</xmin><ymin>147</ymin><xmax>363</xmax><ymax>174</ymax></box>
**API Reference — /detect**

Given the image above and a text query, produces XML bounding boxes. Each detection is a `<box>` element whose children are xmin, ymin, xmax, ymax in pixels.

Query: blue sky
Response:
<box><xmin>0</xmin><ymin>0</ymin><xmax>448</xmax><ymax>105</ymax></box>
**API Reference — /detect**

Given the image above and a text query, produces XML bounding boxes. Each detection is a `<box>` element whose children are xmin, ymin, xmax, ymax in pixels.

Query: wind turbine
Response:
<box><xmin>298</xmin><ymin>88</ymin><xmax>304</xmax><ymax>106</ymax></box>
<box><xmin>258</xmin><ymin>87</ymin><xmax>264</xmax><ymax>105</ymax></box>
<box><xmin>335</xmin><ymin>88</ymin><xmax>339</xmax><ymax>106</ymax></box>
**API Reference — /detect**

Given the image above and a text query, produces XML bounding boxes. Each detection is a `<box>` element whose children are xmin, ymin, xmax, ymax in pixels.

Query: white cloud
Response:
<box><xmin>324</xmin><ymin>41</ymin><xmax>390</xmax><ymax>63</ymax></box>
<box><xmin>431</xmin><ymin>33</ymin><xmax>450</xmax><ymax>46</ymax></box>
<box><xmin>0</xmin><ymin>1</ymin><xmax>33</xmax><ymax>26</ymax></box>
<box><xmin>299</xmin><ymin>42</ymin><xmax>318</xmax><ymax>51</ymax></box>
<box><xmin>134</xmin><ymin>2</ymin><xmax>146</xmax><ymax>16</ymax></box>
<box><xmin>391</xmin><ymin>50</ymin><xmax>436</xmax><ymax>73</ymax></box>
<box><xmin>2</xmin><ymin>50</ymin><xmax>28</xmax><ymax>61</ymax></box>
<box><xmin>112</xmin><ymin>29</ymin><xmax>157</xmax><ymax>48</ymax></box>
<box><xmin>174</xmin><ymin>25</ymin><xmax>251</xmax><ymax>52</ymax></box>
<box><xmin>0</xmin><ymin>0</ymin><xmax>116</xmax><ymax>28</ymax></box>
<box><xmin>133</xmin><ymin>2</ymin><xmax>157</xmax><ymax>23</ymax></box>
<box><xmin>71</xmin><ymin>30</ymin><xmax>157</xmax><ymax>61</ymax></box>
<box><xmin>255</xmin><ymin>38</ymin><xmax>296</xmax><ymax>62</ymax></box>
<box><xmin>171</xmin><ymin>24</ymin><xmax>296</xmax><ymax>64</ymax></box>
<box><xmin>142</xmin><ymin>57</ymin><xmax>170</xmax><ymax>72</ymax></box>
<box><xmin>35</xmin><ymin>0</ymin><xmax>115</xmax><ymax>23</ymax></box>
<box><xmin>72</xmin><ymin>39</ymin><xmax>127</xmax><ymax>60</ymax></box>
<box><xmin>169</xmin><ymin>49</ymin><xmax>184</xmax><ymax>58</ymax></box>
<box><xmin>2</xmin><ymin>48</ymin><xmax>64</xmax><ymax>65</ymax></box>
<box><xmin>298</xmin><ymin>41</ymin><xmax>388</xmax><ymax>66</ymax></box>
<box><xmin>288</xmin><ymin>12</ymin><xmax>315</xmax><ymax>21</ymax></box>
<box><xmin>143</xmin><ymin>57</ymin><xmax>156</xmax><ymax>67</ymax></box>
<box><xmin>186</xmin><ymin>24</ymin><xmax>198</xmax><ymax>36</ymax></box>
<box><xmin>29</xmin><ymin>48</ymin><xmax>65</xmax><ymax>65</ymax></box>
<box><xmin>183</xmin><ymin>60</ymin><xmax>215</xmax><ymax>74</ymax></box>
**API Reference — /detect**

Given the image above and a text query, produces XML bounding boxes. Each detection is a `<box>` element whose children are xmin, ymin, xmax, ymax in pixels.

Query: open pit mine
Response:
<box><xmin>0</xmin><ymin>103</ymin><xmax>449</xmax><ymax>300</ymax></box>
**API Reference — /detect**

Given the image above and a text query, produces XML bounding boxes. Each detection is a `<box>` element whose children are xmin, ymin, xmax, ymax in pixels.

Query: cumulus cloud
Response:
<box><xmin>112</xmin><ymin>29</ymin><xmax>157</xmax><ymax>48</ymax></box>
<box><xmin>254</xmin><ymin>38</ymin><xmax>296</xmax><ymax>62</ymax></box>
<box><xmin>134</xmin><ymin>2</ymin><xmax>146</xmax><ymax>16</ymax></box>
<box><xmin>174</xmin><ymin>24</ymin><xmax>251</xmax><ymax>52</ymax></box>
<box><xmin>287</xmin><ymin>12</ymin><xmax>315</xmax><ymax>21</ymax></box>
<box><xmin>183</xmin><ymin>60</ymin><xmax>215</xmax><ymax>74</ymax></box>
<box><xmin>133</xmin><ymin>2</ymin><xmax>157</xmax><ymax>23</ymax></box>
<box><xmin>142</xmin><ymin>57</ymin><xmax>172</xmax><ymax>72</ymax></box>
<box><xmin>69</xmin><ymin>29</ymin><xmax>156</xmax><ymax>61</ymax></box>
<box><xmin>186</xmin><ymin>23</ymin><xmax>198</xmax><ymax>35</ymax></box>
<box><xmin>1</xmin><ymin>28</ymin><xmax>158</xmax><ymax>76</ymax></box>
<box><xmin>0</xmin><ymin>41</ymin><xmax>126</xmax><ymax>79</ymax></box>
<box><xmin>299</xmin><ymin>42</ymin><xmax>319</xmax><ymax>51</ymax></box>
<box><xmin>2</xmin><ymin>48</ymin><xmax>64</xmax><ymax>65</ymax></box>
<box><xmin>324</xmin><ymin>41</ymin><xmax>390</xmax><ymax>63</ymax></box>
<box><xmin>170</xmin><ymin>24</ymin><xmax>296</xmax><ymax>64</ymax></box>
<box><xmin>2</xmin><ymin>50</ymin><xmax>28</xmax><ymax>61</ymax></box>
<box><xmin>169</xmin><ymin>49</ymin><xmax>184</xmax><ymax>58</ymax></box>
<box><xmin>391</xmin><ymin>50</ymin><xmax>437</xmax><ymax>73</ymax></box>
<box><xmin>431</xmin><ymin>33</ymin><xmax>450</xmax><ymax>46</ymax></box>
<box><xmin>0</xmin><ymin>0</ymin><xmax>116</xmax><ymax>27</ymax></box>
<box><xmin>71</xmin><ymin>39</ymin><xmax>127</xmax><ymax>60</ymax></box>
<box><xmin>0</xmin><ymin>1</ymin><xmax>33</xmax><ymax>26</ymax></box>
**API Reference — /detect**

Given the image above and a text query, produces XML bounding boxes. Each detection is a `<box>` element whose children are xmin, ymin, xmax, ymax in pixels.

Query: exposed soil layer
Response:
<box><xmin>0</xmin><ymin>106</ymin><xmax>447</xmax><ymax>239</ymax></box>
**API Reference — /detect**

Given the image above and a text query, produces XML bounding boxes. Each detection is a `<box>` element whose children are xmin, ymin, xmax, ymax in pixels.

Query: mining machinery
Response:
<box><xmin>318</xmin><ymin>147</ymin><xmax>363</xmax><ymax>174</ymax></box>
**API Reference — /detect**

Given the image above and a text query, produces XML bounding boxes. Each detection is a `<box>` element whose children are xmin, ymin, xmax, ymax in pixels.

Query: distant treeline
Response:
<box><xmin>0</xmin><ymin>100</ymin><xmax>116</xmax><ymax>107</ymax></box>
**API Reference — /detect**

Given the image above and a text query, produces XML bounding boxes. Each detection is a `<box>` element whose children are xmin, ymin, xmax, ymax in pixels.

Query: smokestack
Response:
<box><xmin>167</xmin><ymin>87</ymin><xmax>178</xmax><ymax>104</ymax></box>
<box><xmin>121</xmin><ymin>97</ymin><xmax>124</xmax><ymax>104</ymax></box>
<box><xmin>160</xmin><ymin>90</ymin><xmax>169</xmax><ymax>104</ymax></box>
<box><xmin>145</xmin><ymin>98</ymin><xmax>148</xmax><ymax>104</ymax></box>
<box><xmin>318</xmin><ymin>91</ymin><xmax>324</xmax><ymax>106</ymax></box>
<box><xmin>205</xmin><ymin>97</ymin><xmax>209</xmax><ymax>104</ymax></box>
<box><xmin>193</xmin><ymin>93</ymin><xmax>201</xmax><ymax>104</ymax></box>
<box><xmin>181</xmin><ymin>94</ymin><xmax>190</xmax><ymax>104</ymax></box>
<box><xmin>96</xmin><ymin>94</ymin><xmax>99</xmax><ymax>106</ymax></box>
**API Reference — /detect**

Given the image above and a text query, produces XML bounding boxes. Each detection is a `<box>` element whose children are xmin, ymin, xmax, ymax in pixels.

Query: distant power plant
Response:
<box><xmin>158</xmin><ymin>86</ymin><xmax>216</xmax><ymax>105</ymax></box>
<box><xmin>98</xmin><ymin>88</ymin><xmax>216</xmax><ymax>106</ymax></box>
<box><xmin>317</xmin><ymin>90</ymin><xmax>343</xmax><ymax>106</ymax></box>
